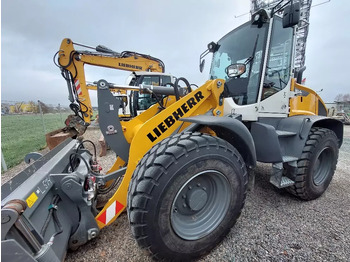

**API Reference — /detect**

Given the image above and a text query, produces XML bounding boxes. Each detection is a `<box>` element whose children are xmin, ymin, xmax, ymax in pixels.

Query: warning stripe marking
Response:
<box><xmin>74</xmin><ymin>79</ymin><xmax>82</xmax><ymax>96</ymax></box>
<box><xmin>106</xmin><ymin>201</ymin><xmax>116</xmax><ymax>223</ymax></box>
<box><xmin>97</xmin><ymin>200</ymin><xmax>124</xmax><ymax>225</ymax></box>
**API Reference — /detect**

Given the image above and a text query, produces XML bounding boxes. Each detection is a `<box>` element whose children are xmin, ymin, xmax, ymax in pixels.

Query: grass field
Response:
<box><xmin>1</xmin><ymin>113</ymin><xmax>69</xmax><ymax>169</ymax></box>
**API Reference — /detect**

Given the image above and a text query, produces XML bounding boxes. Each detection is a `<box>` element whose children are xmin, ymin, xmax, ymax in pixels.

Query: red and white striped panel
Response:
<box><xmin>74</xmin><ymin>79</ymin><xmax>83</xmax><ymax>96</ymax></box>
<box><xmin>97</xmin><ymin>200</ymin><xmax>124</xmax><ymax>225</ymax></box>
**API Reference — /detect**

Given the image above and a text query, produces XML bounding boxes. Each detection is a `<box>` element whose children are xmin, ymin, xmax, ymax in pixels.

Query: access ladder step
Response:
<box><xmin>270</xmin><ymin>175</ymin><xmax>295</xmax><ymax>188</ymax></box>
<box><xmin>282</xmin><ymin>156</ymin><xmax>298</xmax><ymax>163</ymax></box>
<box><xmin>276</xmin><ymin>130</ymin><xmax>297</xmax><ymax>137</ymax></box>
<box><xmin>270</xmin><ymin>162</ymin><xmax>296</xmax><ymax>189</ymax></box>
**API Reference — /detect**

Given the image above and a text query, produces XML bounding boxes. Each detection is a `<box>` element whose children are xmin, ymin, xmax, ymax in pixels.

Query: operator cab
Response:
<box><xmin>200</xmin><ymin>2</ymin><xmax>300</xmax><ymax>121</ymax></box>
<box><xmin>126</xmin><ymin>71</ymin><xmax>175</xmax><ymax>116</ymax></box>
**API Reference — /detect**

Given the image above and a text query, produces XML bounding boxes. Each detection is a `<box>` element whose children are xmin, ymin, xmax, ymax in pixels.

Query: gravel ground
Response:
<box><xmin>2</xmin><ymin>126</ymin><xmax>350</xmax><ymax>261</ymax></box>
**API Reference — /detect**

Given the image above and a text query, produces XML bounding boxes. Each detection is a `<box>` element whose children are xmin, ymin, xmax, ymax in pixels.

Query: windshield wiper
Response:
<box><xmin>245</xmin><ymin>35</ymin><xmax>259</xmax><ymax>65</ymax></box>
<box><xmin>245</xmin><ymin>34</ymin><xmax>260</xmax><ymax>78</ymax></box>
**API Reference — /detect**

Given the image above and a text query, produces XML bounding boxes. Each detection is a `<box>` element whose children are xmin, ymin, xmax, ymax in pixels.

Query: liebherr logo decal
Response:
<box><xmin>118</xmin><ymin>63</ymin><xmax>142</xmax><ymax>70</ymax></box>
<box><xmin>147</xmin><ymin>91</ymin><xmax>205</xmax><ymax>142</ymax></box>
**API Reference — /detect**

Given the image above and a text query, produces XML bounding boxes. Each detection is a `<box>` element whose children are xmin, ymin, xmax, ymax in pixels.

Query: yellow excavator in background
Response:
<box><xmin>46</xmin><ymin>39</ymin><xmax>170</xmax><ymax>149</ymax></box>
<box><xmin>2</xmin><ymin>1</ymin><xmax>344</xmax><ymax>262</ymax></box>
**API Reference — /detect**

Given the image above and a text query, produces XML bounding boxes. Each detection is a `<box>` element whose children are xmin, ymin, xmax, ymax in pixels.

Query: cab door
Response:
<box><xmin>258</xmin><ymin>16</ymin><xmax>294</xmax><ymax>117</ymax></box>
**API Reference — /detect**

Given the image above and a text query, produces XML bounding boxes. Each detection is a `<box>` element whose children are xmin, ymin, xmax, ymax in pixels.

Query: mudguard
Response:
<box><xmin>276</xmin><ymin>115</ymin><xmax>343</xmax><ymax>158</ymax></box>
<box><xmin>181</xmin><ymin>115</ymin><xmax>257</xmax><ymax>167</ymax></box>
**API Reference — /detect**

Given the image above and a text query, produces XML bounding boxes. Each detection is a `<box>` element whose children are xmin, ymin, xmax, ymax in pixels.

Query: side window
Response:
<box><xmin>161</xmin><ymin>76</ymin><xmax>171</xmax><ymax>86</ymax></box>
<box><xmin>262</xmin><ymin>16</ymin><xmax>293</xmax><ymax>100</ymax></box>
<box><xmin>137</xmin><ymin>75</ymin><xmax>162</xmax><ymax>110</ymax></box>
<box><xmin>129</xmin><ymin>78</ymin><xmax>136</xmax><ymax>86</ymax></box>
<box><xmin>142</xmin><ymin>76</ymin><xmax>160</xmax><ymax>86</ymax></box>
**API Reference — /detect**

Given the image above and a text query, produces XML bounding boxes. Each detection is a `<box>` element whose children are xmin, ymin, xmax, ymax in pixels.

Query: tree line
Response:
<box><xmin>1</xmin><ymin>101</ymin><xmax>69</xmax><ymax>114</ymax></box>
<box><xmin>334</xmin><ymin>93</ymin><xmax>350</xmax><ymax>102</ymax></box>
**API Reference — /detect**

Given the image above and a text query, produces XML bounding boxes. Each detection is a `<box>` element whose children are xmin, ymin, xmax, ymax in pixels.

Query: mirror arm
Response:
<box><xmin>200</xmin><ymin>49</ymin><xmax>209</xmax><ymax>61</ymax></box>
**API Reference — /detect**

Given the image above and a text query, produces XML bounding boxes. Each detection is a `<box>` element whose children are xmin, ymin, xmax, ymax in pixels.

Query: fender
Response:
<box><xmin>278</xmin><ymin>115</ymin><xmax>343</xmax><ymax>145</ymax></box>
<box><xmin>310</xmin><ymin>117</ymin><xmax>343</xmax><ymax>146</ymax></box>
<box><xmin>181</xmin><ymin>115</ymin><xmax>257</xmax><ymax>167</ymax></box>
<box><xmin>276</xmin><ymin>115</ymin><xmax>343</xmax><ymax>160</ymax></box>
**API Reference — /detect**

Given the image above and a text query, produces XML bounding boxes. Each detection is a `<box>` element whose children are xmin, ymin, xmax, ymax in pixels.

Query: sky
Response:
<box><xmin>1</xmin><ymin>0</ymin><xmax>350</xmax><ymax>106</ymax></box>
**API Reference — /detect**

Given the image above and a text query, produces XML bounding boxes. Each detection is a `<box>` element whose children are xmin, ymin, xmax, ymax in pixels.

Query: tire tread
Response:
<box><xmin>286</xmin><ymin>127</ymin><xmax>338</xmax><ymax>200</ymax></box>
<box><xmin>127</xmin><ymin>132</ymin><xmax>248</xmax><ymax>259</ymax></box>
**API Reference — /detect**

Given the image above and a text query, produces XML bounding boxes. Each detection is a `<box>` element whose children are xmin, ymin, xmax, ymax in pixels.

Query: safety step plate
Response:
<box><xmin>282</xmin><ymin>156</ymin><xmax>298</xmax><ymax>163</ymax></box>
<box><xmin>270</xmin><ymin>175</ymin><xmax>295</xmax><ymax>188</ymax></box>
<box><xmin>276</xmin><ymin>130</ymin><xmax>297</xmax><ymax>137</ymax></box>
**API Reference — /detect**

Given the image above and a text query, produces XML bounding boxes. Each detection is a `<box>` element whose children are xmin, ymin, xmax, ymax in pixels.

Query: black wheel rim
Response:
<box><xmin>170</xmin><ymin>170</ymin><xmax>231</xmax><ymax>240</ymax></box>
<box><xmin>313</xmin><ymin>147</ymin><xmax>333</xmax><ymax>186</ymax></box>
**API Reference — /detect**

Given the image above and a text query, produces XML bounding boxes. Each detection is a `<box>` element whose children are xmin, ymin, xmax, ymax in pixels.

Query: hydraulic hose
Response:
<box><xmin>174</xmin><ymin>77</ymin><xmax>192</xmax><ymax>100</ymax></box>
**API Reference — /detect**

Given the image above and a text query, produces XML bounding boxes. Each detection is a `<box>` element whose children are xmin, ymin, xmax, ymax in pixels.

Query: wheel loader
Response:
<box><xmin>1</xmin><ymin>1</ymin><xmax>343</xmax><ymax>261</ymax></box>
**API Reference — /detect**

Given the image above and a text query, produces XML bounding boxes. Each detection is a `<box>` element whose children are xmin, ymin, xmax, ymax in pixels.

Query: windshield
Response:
<box><xmin>209</xmin><ymin>21</ymin><xmax>269</xmax><ymax>105</ymax></box>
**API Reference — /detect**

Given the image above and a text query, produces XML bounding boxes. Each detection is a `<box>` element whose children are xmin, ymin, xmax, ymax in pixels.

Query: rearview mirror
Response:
<box><xmin>283</xmin><ymin>2</ymin><xmax>300</xmax><ymax>28</ymax></box>
<box><xmin>200</xmin><ymin>59</ymin><xmax>205</xmax><ymax>73</ymax></box>
<box><xmin>225</xmin><ymin>64</ymin><xmax>246</xmax><ymax>78</ymax></box>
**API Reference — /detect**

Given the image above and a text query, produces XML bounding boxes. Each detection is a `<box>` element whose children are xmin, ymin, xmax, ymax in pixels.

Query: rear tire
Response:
<box><xmin>286</xmin><ymin>127</ymin><xmax>339</xmax><ymax>200</ymax></box>
<box><xmin>127</xmin><ymin>132</ymin><xmax>248</xmax><ymax>261</ymax></box>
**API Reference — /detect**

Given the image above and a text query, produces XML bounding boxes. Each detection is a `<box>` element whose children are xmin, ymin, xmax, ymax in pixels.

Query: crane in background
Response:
<box><xmin>251</xmin><ymin>0</ymin><xmax>313</xmax><ymax>72</ymax></box>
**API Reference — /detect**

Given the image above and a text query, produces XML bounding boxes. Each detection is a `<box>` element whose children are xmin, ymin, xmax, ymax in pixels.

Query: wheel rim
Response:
<box><xmin>313</xmin><ymin>147</ymin><xmax>334</xmax><ymax>186</ymax></box>
<box><xmin>170</xmin><ymin>170</ymin><xmax>231</xmax><ymax>240</ymax></box>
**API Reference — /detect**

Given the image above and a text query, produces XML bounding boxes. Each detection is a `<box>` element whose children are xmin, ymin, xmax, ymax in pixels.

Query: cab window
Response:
<box><xmin>262</xmin><ymin>16</ymin><xmax>293</xmax><ymax>100</ymax></box>
<box><xmin>161</xmin><ymin>76</ymin><xmax>172</xmax><ymax>86</ymax></box>
<box><xmin>142</xmin><ymin>76</ymin><xmax>160</xmax><ymax>86</ymax></box>
<box><xmin>137</xmin><ymin>76</ymin><xmax>161</xmax><ymax>110</ymax></box>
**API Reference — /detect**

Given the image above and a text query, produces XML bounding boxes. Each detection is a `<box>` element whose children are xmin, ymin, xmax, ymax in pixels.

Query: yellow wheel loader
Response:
<box><xmin>1</xmin><ymin>1</ymin><xmax>343</xmax><ymax>261</ymax></box>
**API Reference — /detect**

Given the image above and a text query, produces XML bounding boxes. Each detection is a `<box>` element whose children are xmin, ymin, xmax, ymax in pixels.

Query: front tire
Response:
<box><xmin>286</xmin><ymin>127</ymin><xmax>339</xmax><ymax>200</ymax></box>
<box><xmin>127</xmin><ymin>132</ymin><xmax>248</xmax><ymax>261</ymax></box>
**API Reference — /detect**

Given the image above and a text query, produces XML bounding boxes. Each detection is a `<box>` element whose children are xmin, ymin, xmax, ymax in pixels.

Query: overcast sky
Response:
<box><xmin>1</xmin><ymin>0</ymin><xmax>350</xmax><ymax>106</ymax></box>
